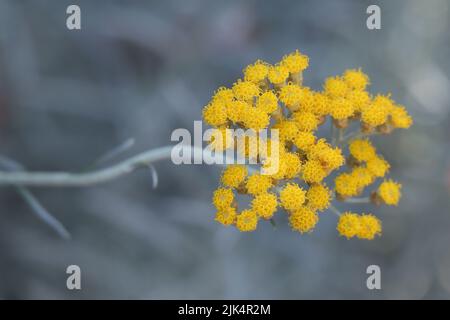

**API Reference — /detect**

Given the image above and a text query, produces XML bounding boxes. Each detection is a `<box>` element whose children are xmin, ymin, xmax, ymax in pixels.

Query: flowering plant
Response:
<box><xmin>203</xmin><ymin>50</ymin><xmax>412</xmax><ymax>240</ymax></box>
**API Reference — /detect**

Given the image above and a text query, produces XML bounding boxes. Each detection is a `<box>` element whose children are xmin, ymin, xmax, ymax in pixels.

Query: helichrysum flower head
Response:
<box><xmin>302</xmin><ymin>159</ymin><xmax>328</xmax><ymax>183</ymax></box>
<box><xmin>389</xmin><ymin>105</ymin><xmax>413</xmax><ymax>129</ymax></box>
<box><xmin>251</xmin><ymin>193</ymin><xmax>278</xmax><ymax>219</ymax></box>
<box><xmin>226</xmin><ymin>100</ymin><xmax>248</xmax><ymax>124</ymax></box>
<box><xmin>244</xmin><ymin>60</ymin><xmax>269</xmax><ymax>83</ymax></box>
<box><xmin>351</xmin><ymin>166</ymin><xmax>374</xmax><ymax>189</ymax></box>
<box><xmin>357</xmin><ymin>214</ymin><xmax>382</xmax><ymax>240</ymax></box>
<box><xmin>324</xmin><ymin>76</ymin><xmax>348</xmax><ymax>98</ymax></box>
<box><xmin>324</xmin><ymin>147</ymin><xmax>345</xmax><ymax>171</ymax></box>
<box><xmin>268</xmin><ymin>64</ymin><xmax>289</xmax><ymax>85</ymax></box>
<box><xmin>204</xmin><ymin>50</ymin><xmax>411</xmax><ymax>240</ymax></box>
<box><xmin>349</xmin><ymin>139</ymin><xmax>377</xmax><ymax>162</ymax></box>
<box><xmin>242</xmin><ymin>107</ymin><xmax>270</xmax><ymax>130</ymax></box>
<box><xmin>330</xmin><ymin>97</ymin><xmax>354</xmax><ymax>120</ymax></box>
<box><xmin>377</xmin><ymin>179</ymin><xmax>402</xmax><ymax>206</ymax></box>
<box><xmin>256</xmin><ymin>91</ymin><xmax>278</xmax><ymax>114</ymax></box>
<box><xmin>262</xmin><ymin>157</ymin><xmax>287</xmax><ymax>180</ymax></box>
<box><xmin>279</xmin><ymin>183</ymin><xmax>306</xmax><ymax>211</ymax></box>
<box><xmin>366</xmin><ymin>156</ymin><xmax>390</xmax><ymax>178</ymax></box>
<box><xmin>289</xmin><ymin>207</ymin><xmax>319</xmax><ymax>233</ymax></box>
<box><xmin>306</xmin><ymin>184</ymin><xmax>331</xmax><ymax>211</ymax></box>
<box><xmin>343</xmin><ymin>68</ymin><xmax>370</xmax><ymax>90</ymax></box>
<box><xmin>293</xmin><ymin>131</ymin><xmax>316</xmax><ymax>151</ymax></box>
<box><xmin>213</xmin><ymin>187</ymin><xmax>234</xmax><ymax>211</ymax></box>
<box><xmin>280</xmin><ymin>50</ymin><xmax>309</xmax><ymax>74</ymax></box>
<box><xmin>313</xmin><ymin>92</ymin><xmax>331</xmax><ymax>116</ymax></box>
<box><xmin>202</xmin><ymin>100</ymin><xmax>228</xmax><ymax>127</ymax></box>
<box><xmin>346</xmin><ymin>90</ymin><xmax>371</xmax><ymax>113</ymax></box>
<box><xmin>281</xmin><ymin>152</ymin><xmax>302</xmax><ymax>179</ymax></box>
<box><xmin>335</xmin><ymin>173</ymin><xmax>359</xmax><ymax>197</ymax></box>
<box><xmin>221</xmin><ymin>165</ymin><xmax>248</xmax><ymax>189</ymax></box>
<box><xmin>232</xmin><ymin>79</ymin><xmax>260</xmax><ymax>101</ymax></box>
<box><xmin>307</xmin><ymin>139</ymin><xmax>345</xmax><ymax>171</ymax></box>
<box><xmin>361</xmin><ymin>95</ymin><xmax>392</xmax><ymax>127</ymax></box>
<box><xmin>337</xmin><ymin>212</ymin><xmax>361</xmax><ymax>239</ymax></box>
<box><xmin>212</xmin><ymin>87</ymin><xmax>234</xmax><ymax>103</ymax></box>
<box><xmin>279</xmin><ymin>83</ymin><xmax>303</xmax><ymax>109</ymax></box>
<box><xmin>298</xmin><ymin>87</ymin><xmax>316</xmax><ymax>112</ymax></box>
<box><xmin>274</xmin><ymin>121</ymin><xmax>299</xmax><ymax>142</ymax></box>
<box><xmin>215</xmin><ymin>207</ymin><xmax>237</xmax><ymax>226</ymax></box>
<box><xmin>292</xmin><ymin>111</ymin><xmax>319</xmax><ymax>131</ymax></box>
<box><xmin>246</xmin><ymin>174</ymin><xmax>273</xmax><ymax>195</ymax></box>
<box><xmin>361</xmin><ymin>104</ymin><xmax>388</xmax><ymax>127</ymax></box>
<box><xmin>236</xmin><ymin>210</ymin><xmax>259</xmax><ymax>232</ymax></box>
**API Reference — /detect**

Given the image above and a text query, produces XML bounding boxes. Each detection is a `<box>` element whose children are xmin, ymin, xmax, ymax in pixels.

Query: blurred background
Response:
<box><xmin>0</xmin><ymin>0</ymin><xmax>449</xmax><ymax>299</ymax></box>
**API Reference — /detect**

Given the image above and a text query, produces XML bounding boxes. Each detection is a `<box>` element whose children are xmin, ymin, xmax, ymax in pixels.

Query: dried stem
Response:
<box><xmin>0</xmin><ymin>145</ymin><xmax>208</xmax><ymax>187</ymax></box>
<box><xmin>328</xmin><ymin>204</ymin><xmax>342</xmax><ymax>217</ymax></box>
<box><xmin>343</xmin><ymin>197</ymin><xmax>370</xmax><ymax>204</ymax></box>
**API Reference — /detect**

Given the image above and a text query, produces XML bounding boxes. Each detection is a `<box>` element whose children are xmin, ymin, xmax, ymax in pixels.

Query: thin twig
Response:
<box><xmin>343</xmin><ymin>197</ymin><xmax>370</xmax><ymax>204</ymax></box>
<box><xmin>0</xmin><ymin>146</ymin><xmax>232</xmax><ymax>187</ymax></box>
<box><xmin>342</xmin><ymin>131</ymin><xmax>366</xmax><ymax>143</ymax></box>
<box><xmin>16</xmin><ymin>186</ymin><xmax>71</xmax><ymax>239</ymax></box>
<box><xmin>147</xmin><ymin>164</ymin><xmax>158</xmax><ymax>189</ymax></box>
<box><xmin>328</xmin><ymin>204</ymin><xmax>342</xmax><ymax>217</ymax></box>
<box><xmin>92</xmin><ymin>138</ymin><xmax>135</xmax><ymax>167</ymax></box>
<box><xmin>330</xmin><ymin>120</ymin><xmax>337</xmax><ymax>146</ymax></box>
<box><xmin>0</xmin><ymin>146</ymin><xmax>173</xmax><ymax>187</ymax></box>
<box><xmin>0</xmin><ymin>155</ymin><xmax>71</xmax><ymax>239</ymax></box>
<box><xmin>337</xmin><ymin>127</ymin><xmax>345</xmax><ymax>146</ymax></box>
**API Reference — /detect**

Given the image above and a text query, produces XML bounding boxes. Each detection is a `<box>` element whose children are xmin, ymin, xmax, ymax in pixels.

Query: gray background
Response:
<box><xmin>0</xmin><ymin>0</ymin><xmax>449</xmax><ymax>299</ymax></box>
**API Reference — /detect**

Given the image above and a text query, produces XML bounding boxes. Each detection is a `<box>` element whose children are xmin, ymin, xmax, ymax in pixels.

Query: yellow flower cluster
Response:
<box><xmin>335</xmin><ymin>138</ymin><xmax>402</xmax><ymax>208</ymax></box>
<box><xmin>203</xmin><ymin>50</ymin><xmax>412</xmax><ymax>238</ymax></box>
<box><xmin>337</xmin><ymin>212</ymin><xmax>381</xmax><ymax>240</ymax></box>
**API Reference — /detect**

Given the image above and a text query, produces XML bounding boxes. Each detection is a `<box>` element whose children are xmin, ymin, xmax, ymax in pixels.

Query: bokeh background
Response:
<box><xmin>0</xmin><ymin>0</ymin><xmax>449</xmax><ymax>299</ymax></box>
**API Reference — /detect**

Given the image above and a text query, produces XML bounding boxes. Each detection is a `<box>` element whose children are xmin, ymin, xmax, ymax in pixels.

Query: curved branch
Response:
<box><xmin>0</xmin><ymin>145</ymin><xmax>246</xmax><ymax>187</ymax></box>
<box><xmin>0</xmin><ymin>145</ymin><xmax>177</xmax><ymax>187</ymax></box>
<box><xmin>343</xmin><ymin>197</ymin><xmax>370</xmax><ymax>204</ymax></box>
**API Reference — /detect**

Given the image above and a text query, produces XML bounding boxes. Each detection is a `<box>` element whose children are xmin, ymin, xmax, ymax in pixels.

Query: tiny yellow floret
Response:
<box><xmin>212</xmin><ymin>188</ymin><xmax>234</xmax><ymax>211</ymax></box>
<box><xmin>378</xmin><ymin>179</ymin><xmax>402</xmax><ymax>206</ymax></box>
<box><xmin>244</xmin><ymin>60</ymin><xmax>269</xmax><ymax>83</ymax></box>
<box><xmin>236</xmin><ymin>210</ymin><xmax>259</xmax><ymax>232</ymax></box>
<box><xmin>337</xmin><ymin>212</ymin><xmax>361</xmax><ymax>239</ymax></box>
<box><xmin>324</xmin><ymin>76</ymin><xmax>348</xmax><ymax>98</ymax></box>
<box><xmin>215</xmin><ymin>207</ymin><xmax>237</xmax><ymax>226</ymax></box>
<box><xmin>256</xmin><ymin>91</ymin><xmax>279</xmax><ymax>114</ymax></box>
<box><xmin>246</xmin><ymin>174</ymin><xmax>273</xmax><ymax>195</ymax></box>
<box><xmin>302</xmin><ymin>159</ymin><xmax>327</xmax><ymax>183</ymax></box>
<box><xmin>279</xmin><ymin>183</ymin><xmax>306</xmax><ymax>211</ymax></box>
<box><xmin>349</xmin><ymin>139</ymin><xmax>377</xmax><ymax>162</ymax></box>
<box><xmin>343</xmin><ymin>68</ymin><xmax>370</xmax><ymax>90</ymax></box>
<box><xmin>221</xmin><ymin>165</ymin><xmax>248</xmax><ymax>188</ymax></box>
<box><xmin>268</xmin><ymin>64</ymin><xmax>289</xmax><ymax>85</ymax></box>
<box><xmin>281</xmin><ymin>50</ymin><xmax>309</xmax><ymax>73</ymax></box>
<box><xmin>251</xmin><ymin>193</ymin><xmax>278</xmax><ymax>219</ymax></box>
<box><xmin>232</xmin><ymin>80</ymin><xmax>260</xmax><ymax>101</ymax></box>
<box><xmin>357</xmin><ymin>214</ymin><xmax>382</xmax><ymax>240</ymax></box>
<box><xmin>366</xmin><ymin>156</ymin><xmax>390</xmax><ymax>178</ymax></box>
<box><xmin>289</xmin><ymin>207</ymin><xmax>319</xmax><ymax>233</ymax></box>
<box><xmin>306</xmin><ymin>184</ymin><xmax>331</xmax><ymax>211</ymax></box>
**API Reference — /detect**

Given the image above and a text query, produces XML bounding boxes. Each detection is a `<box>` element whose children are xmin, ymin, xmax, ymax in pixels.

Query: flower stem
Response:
<box><xmin>329</xmin><ymin>204</ymin><xmax>342</xmax><ymax>217</ymax></box>
<box><xmin>344</xmin><ymin>197</ymin><xmax>370</xmax><ymax>204</ymax></box>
